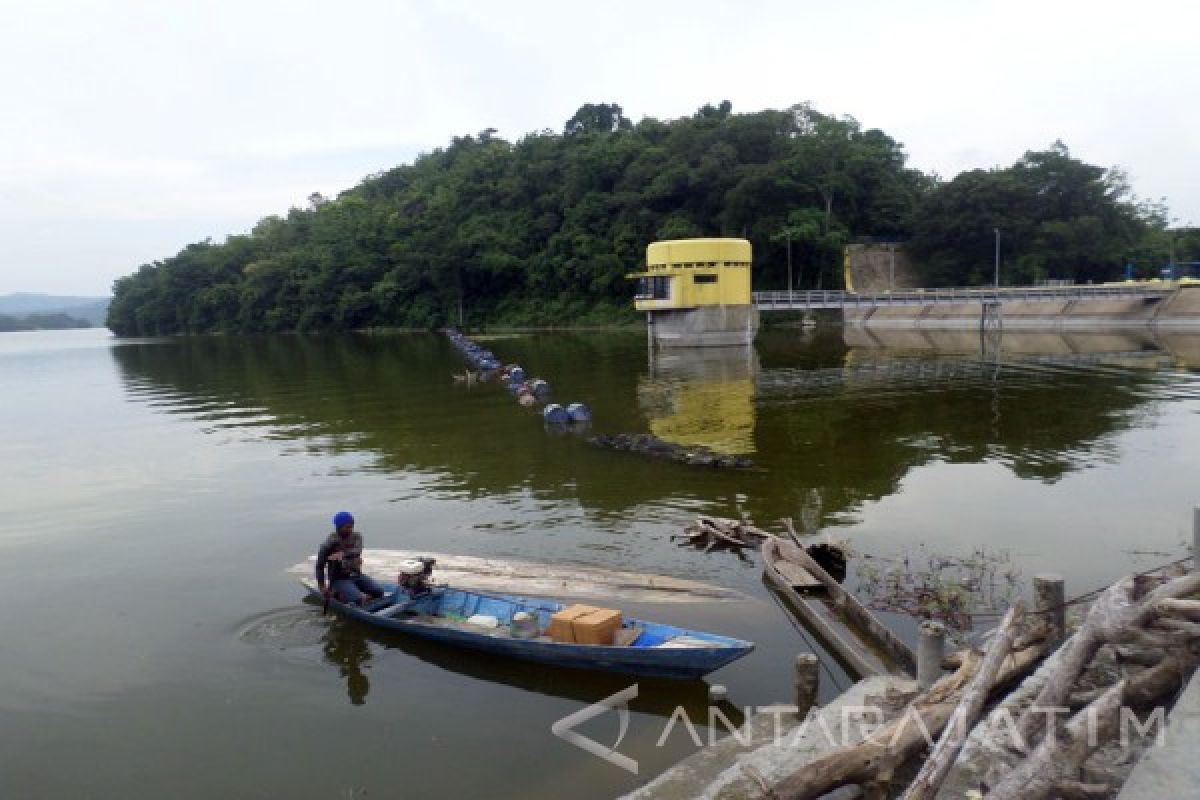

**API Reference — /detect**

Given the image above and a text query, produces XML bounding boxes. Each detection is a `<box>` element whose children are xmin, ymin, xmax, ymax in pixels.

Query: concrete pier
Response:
<box><xmin>1116</xmin><ymin>669</ymin><xmax>1200</xmax><ymax>800</ymax></box>
<box><xmin>647</xmin><ymin>305</ymin><xmax>760</xmax><ymax>348</ymax></box>
<box><xmin>916</xmin><ymin>621</ymin><xmax>946</xmax><ymax>690</ymax></box>
<box><xmin>793</xmin><ymin>653</ymin><xmax>819</xmax><ymax>717</ymax></box>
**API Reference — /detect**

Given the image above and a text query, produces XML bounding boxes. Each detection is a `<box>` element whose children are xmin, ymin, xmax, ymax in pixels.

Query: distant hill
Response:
<box><xmin>0</xmin><ymin>294</ymin><xmax>110</xmax><ymax>326</ymax></box>
<box><xmin>0</xmin><ymin>312</ymin><xmax>93</xmax><ymax>332</ymax></box>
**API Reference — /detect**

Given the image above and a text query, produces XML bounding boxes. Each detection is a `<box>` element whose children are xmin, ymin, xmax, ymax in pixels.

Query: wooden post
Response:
<box><xmin>1034</xmin><ymin>573</ymin><xmax>1066</xmax><ymax>647</ymax></box>
<box><xmin>794</xmin><ymin>653</ymin><xmax>819</xmax><ymax>718</ymax></box>
<box><xmin>900</xmin><ymin>604</ymin><xmax>1025</xmax><ymax>800</ymax></box>
<box><xmin>917</xmin><ymin>621</ymin><xmax>946</xmax><ymax>690</ymax></box>
<box><xmin>1193</xmin><ymin>506</ymin><xmax>1200</xmax><ymax>574</ymax></box>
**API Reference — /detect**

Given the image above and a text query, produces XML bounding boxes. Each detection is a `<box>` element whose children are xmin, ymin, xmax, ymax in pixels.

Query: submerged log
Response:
<box><xmin>588</xmin><ymin>432</ymin><xmax>755</xmax><ymax>469</ymax></box>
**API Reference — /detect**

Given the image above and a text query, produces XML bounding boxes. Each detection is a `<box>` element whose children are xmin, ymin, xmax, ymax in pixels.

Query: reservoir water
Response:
<box><xmin>3</xmin><ymin>326</ymin><xmax>1200</xmax><ymax>798</ymax></box>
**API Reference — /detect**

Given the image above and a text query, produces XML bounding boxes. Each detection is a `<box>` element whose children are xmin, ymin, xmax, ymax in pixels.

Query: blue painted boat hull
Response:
<box><xmin>307</xmin><ymin>584</ymin><xmax>754</xmax><ymax>679</ymax></box>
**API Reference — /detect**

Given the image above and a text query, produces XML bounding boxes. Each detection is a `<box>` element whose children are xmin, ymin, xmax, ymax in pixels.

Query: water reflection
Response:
<box><xmin>323</xmin><ymin>618</ymin><xmax>373</xmax><ymax>705</ymax></box>
<box><xmin>107</xmin><ymin>330</ymin><xmax>1200</xmax><ymax>529</ymax></box>
<box><xmin>845</xmin><ymin>327</ymin><xmax>1179</xmax><ymax>366</ymax></box>
<box><xmin>639</xmin><ymin>346</ymin><xmax>758</xmax><ymax>455</ymax></box>
<box><xmin>18</xmin><ymin>328</ymin><xmax>1200</xmax><ymax>800</ymax></box>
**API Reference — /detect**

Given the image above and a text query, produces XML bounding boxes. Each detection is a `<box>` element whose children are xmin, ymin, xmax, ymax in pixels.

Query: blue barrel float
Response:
<box><xmin>506</xmin><ymin>366</ymin><xmax>526</xmax><ymax>393</ymax></box>
<box><xmin>446</xmin><ymin>330</ymin><xmax>591</xmax><ymax>434</ymax></box>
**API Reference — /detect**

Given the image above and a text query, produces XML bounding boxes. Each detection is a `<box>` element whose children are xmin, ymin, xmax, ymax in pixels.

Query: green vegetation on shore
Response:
<box><xmin>108</xmin><ymin>102</ymin><xmax>1189</xmax><ymax>336</ymax></box>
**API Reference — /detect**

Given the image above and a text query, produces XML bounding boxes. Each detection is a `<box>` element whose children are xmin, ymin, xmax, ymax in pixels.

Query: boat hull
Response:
<box><xmin>306</xmin><ymin>584</ymin><xmax>753</xmax><ymax>680</ymax></box>
<box><xmin>762</xmin><ymin>538</ymin><xmax>915</xmax><ymax>679</ymax></box>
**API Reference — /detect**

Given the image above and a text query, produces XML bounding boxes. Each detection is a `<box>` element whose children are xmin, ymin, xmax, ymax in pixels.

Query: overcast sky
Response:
<box><xmin>1</xmin><ymin>0</ymin><xmax>1196</xmax><ymax>296</ymax></box>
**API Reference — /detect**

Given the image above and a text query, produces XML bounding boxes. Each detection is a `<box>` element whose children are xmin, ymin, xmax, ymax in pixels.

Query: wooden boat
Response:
<box><xmin>762</xmin><ymin>537</ymin><xmax>915</xmax><ymax>679</ymax></box>
<box><xmin>289</xmin><ymin>549</ymin><xmax>751</xmax><ymax>604</ymax></box>
<box><xmin>303</xmin><ymin>582</ymin><xmax>754</xmax><ymax>679</ymax></box>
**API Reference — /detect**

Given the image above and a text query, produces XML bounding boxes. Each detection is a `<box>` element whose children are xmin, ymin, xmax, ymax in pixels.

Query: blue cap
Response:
<box><xmin>333</xmin><ymin>511</ymin><xmax>355</xmax><ymax>529</ymax></box>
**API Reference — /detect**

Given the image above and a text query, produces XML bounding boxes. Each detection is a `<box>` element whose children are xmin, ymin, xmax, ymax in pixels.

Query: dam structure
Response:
<box><xmin>629</xmin><ymin>238</ymin><xmax>1200</xmax><ymax>339</ymax></box>
<box><xmin>751</xmin><ymin>283</ymin><xmax>1200</xmax><ymax>330</ymax></box>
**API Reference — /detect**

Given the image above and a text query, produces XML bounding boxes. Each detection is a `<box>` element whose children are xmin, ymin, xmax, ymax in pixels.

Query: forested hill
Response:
<box><xmin>0</xmin><ymin>294</ymin><xmax>110</xmax><ymax>326</ymax></box>
<box><xmin>107</xmin><ymin>102</ymin><xmax>1176</xmax><ymax>336</ymax></box>
<box><xmin>0</xmin><ymin>312</ymin><xmax>92</xmax><ymax>332</ymax></box>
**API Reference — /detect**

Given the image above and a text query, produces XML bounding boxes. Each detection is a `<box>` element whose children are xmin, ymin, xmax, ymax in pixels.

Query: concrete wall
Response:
<box><xmin>647</xmin><ymin>305</ymin><xmax>760</xmax><ymax>347</ymax></box>
<box><xmin>843</xmin><ymin>287</ymin><xmax>1200</xmax><ymax>330</ymax></box>
<box><xmin>845</xmin><ymin>244</ymin><xmax>919</xmax><ymax>291</ymax></box>
<box><xmin>1152</xmin><ymin>285</ymin><xmax>1200</xmax><ymax>325</ymax></box>
<box><xmin>844</xmin><ymin>326</ymin><xmax>1200</xmax><ymax>367</ymax></box>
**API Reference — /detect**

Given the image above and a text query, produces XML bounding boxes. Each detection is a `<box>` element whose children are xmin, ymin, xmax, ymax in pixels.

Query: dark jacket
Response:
<box><xmin>316</xmin><ymin>531</ymin><xmax>364</xmax><ymax>586</ymax></box>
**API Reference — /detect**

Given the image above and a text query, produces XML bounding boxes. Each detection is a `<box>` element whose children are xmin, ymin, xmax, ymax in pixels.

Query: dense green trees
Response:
<box><xmin>107</xmin><ymin>104</ymin><xmax>1178</xmax><ymax>336</ymax></box>
<box><xmin>910</xmin><ymin>141</ymin><xmax>1162</xmax><ymax>285</ymax></box>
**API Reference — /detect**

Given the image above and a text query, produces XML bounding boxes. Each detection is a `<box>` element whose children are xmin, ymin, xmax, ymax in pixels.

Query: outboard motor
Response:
<box><xmin>397</xmin><ymin>556</ymin><xmax>437</xmax><ymax>596</ymax></box>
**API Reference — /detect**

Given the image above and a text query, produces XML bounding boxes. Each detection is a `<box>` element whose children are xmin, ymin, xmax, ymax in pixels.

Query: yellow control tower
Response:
<box><xmin>628</xmin><ymin>238</ymin><xmax>759</xmax><ymax>347</ymax></box>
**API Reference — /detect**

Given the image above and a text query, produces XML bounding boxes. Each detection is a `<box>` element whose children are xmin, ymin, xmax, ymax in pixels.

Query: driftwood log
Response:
<box><xmin>767</xmin><ymin>568</ymin><xmax>1200</xmax><ymax>800</ymax></box>
<box><xmin>1014</xmin><ymin>571</ymin><xmax>1200</xmax><ymax>746</ymax></box>
<box><xmin>589</xmin><ymin>432</ymin><xmax>754</xmax><ymax>468</ymax></box>
<box><xmin>898</xmin><ymin>603</ymin><xmax>1025</xmax><ymax>800</ymax></box>
<box><xmin>950</xmin><ymin>570</ymin><xmax>1200</xmax><ymax>800</ymax></box>
<box><xmin>985</xmin><ymin>681</ymin><xmax>1127</xmax><ymax>800</ymax></box>
<box><xmin>1068</xmin><ymin>651</ymin><xmax>1189</xmax><ymax>709</ymax></box>
<box><xmin>768</xmin><ymin>638</ymin><xmax>1048</xmax><ymax>800</ymax></box>
<box><xmin>672</xmin><ymin>515</ymin><xmax>772</xmax><ymax>552</ymax></box>
<box><xmin>1046</xmin><ymin>782</ymin><xmax>1114</xmax><ymax>800</ymax></box>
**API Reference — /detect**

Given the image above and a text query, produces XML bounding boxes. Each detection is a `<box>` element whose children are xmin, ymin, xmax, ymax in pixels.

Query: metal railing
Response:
<box><xmin>753</xmin><ymin>284</ymin><xmax>1176</xmax><ymax>311</ymax></box>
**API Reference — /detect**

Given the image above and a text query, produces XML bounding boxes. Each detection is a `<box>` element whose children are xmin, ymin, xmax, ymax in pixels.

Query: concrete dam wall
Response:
<box><xmin>842</xmin><ymin>286</ymin><xmax>1200</xmax><ymax>330</ymax></box>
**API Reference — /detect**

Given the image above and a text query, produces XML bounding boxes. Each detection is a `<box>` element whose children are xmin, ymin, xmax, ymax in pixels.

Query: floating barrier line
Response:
<box><xmin>442</xmin><ymin>328</ymin><xmax>592</xmax><ymax>428</ymax></box>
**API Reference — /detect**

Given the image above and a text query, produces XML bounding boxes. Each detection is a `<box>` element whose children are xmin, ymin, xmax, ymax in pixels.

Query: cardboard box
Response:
<box><xmin>547</xmin><ymin>604</ymin><xmax>601</xmax><ymax>643</ymax></box>
<box><xmin>573</xmin><ymin>608</ymin><xmax>623</xmax><ymax>646</ymax></box>
<box><xmin>613</xmin><ymin>625</ymin><xmax>643</xmax><ymax>647</ymax></box>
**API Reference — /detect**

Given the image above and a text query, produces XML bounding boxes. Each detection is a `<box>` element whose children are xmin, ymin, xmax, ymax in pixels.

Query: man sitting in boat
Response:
<box><xmin>316</xmin><ymin>512</ymin><xmax>385</xmax><ymax>607</ymax></box>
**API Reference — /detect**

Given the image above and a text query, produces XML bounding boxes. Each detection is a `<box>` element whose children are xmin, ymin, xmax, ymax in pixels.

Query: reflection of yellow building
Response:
<box><xmin>628</xmin><ymin>238</ymin><xmax>759</xmax><ymax>347</ymax></box>
<box><xmin>638</xmin><ymin>347</ymin><xmax>758</xmax><ymax>455</ymax></box>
